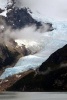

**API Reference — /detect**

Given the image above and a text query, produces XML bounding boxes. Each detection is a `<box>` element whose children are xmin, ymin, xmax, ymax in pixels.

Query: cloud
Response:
<box><xmin>0</xmin><ymin>25</ymin><xmax>45</xmax><ymax>54</ymax></box>
<box><xmin>15</xmin><ymin>0</ymin><xmax>67</xmax><ymax>21</ymax></box>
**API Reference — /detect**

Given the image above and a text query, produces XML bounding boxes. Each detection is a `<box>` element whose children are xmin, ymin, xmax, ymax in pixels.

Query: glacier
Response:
<box><xmin>0</xmin><ymin>0</ymin><xmax>67</xmax><ymax>79</ymax></box>
<box><xmin>0</xmin><ymin>16</ymin><xmax>67</xmax><ymax>79</ymax></box>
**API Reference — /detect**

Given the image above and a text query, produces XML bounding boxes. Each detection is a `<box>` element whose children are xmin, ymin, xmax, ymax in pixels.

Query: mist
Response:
<box><xmin>0</xmin><ymin>0</ymin><xmax>67</xmax><ymax>55</ymax></box>
<box><xmin>4</xmin><ymin>26</ymin><xmax>41</xmax><ymax>44</ymax></box>
<box><xmin>0</xmin><ymin>25</ymin><xmax>46</xmax><ymax>54</ymax></box>
<box><xmin>0</xmin><ymin>0</ymin><xmax>67</xmax><ymax>79</ymax></box>
<box><xmin>15</xmin><ymin>0</ymin><xmax>67</xmax><ymax>21</ymax></box>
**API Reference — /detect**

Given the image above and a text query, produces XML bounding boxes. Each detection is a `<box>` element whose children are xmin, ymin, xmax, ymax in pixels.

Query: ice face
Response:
<box><xmin>0</xmin><ymin>19</ymin><xmax>67</xmax><ymax>79</ymax></box>
<box><xmin>0</xmin><ymin>55</ymin><xmax>45</xmax><ymax>79</ymax></box>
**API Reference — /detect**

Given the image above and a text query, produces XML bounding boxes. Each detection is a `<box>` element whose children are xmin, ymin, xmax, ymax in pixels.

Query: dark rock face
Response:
<box><xmin>0</xmin><ymin>45</ymin><xmax>16</xmax><ymax>67</ymax></box>
<box><xmin>6</xmin><ymin>7</ymin><xmax>42</xmax><ymax>29</ymax></box>
<box><xmin>0</xmin><ymin>6</ymin><xmax>53</xmax><ymax>75</ymax></box>
<box><xmin>0</xmin><ymin>40</ymin><xmax>28</xmax><ymax>69</ymax></box>
<box><xmin>7</xmin><ymin>67</ymin><xmax>67</xmax><ymax>92</ymax></box>
<box><xmin>0</xmin><ymin>9</ymin><xmax>4</xmax><ymax>13</ymax></box>
<box><xmin>39</xmin><ymin>45</ymin><xmax>67</xmax><ymax>71</ymax></box>
<box><xmin>7</xmin><ymin>45</ymin><xmax>67</xmax><ymax>92</ymax></box>
<box><xmin>0</xmin><ymin>2</ymin><xmax>65</xmax><ymax>92</ymax></box>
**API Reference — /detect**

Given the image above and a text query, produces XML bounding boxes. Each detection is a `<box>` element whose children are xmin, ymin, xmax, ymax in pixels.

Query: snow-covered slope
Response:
<box><xmin>0</xmin><ymin>0</ymin><xmax>7</xmax><ymax>17</ymax></box>
<box><xmin>0</xmin><ymin>0</ymin><xmax>7</xmax><ymax>9</ymax></box>
<box><xmin>0</xmin><ymin>0</ymin><xmax>67</xmax><ymax>79</ymax></box>
<box><xmin>0</xmin><ymin>17</ymin><xmax>67</xmax><ymax>79</ymax></box>
<box><xmin>0</xmin><ymin>0</ymin><xmax>13</xmax><ymax>10</ymax></box>
<box><xmin>0</xmin><ymin>0</ymin><xmax>13</xmax><ymax>17</ymax></box>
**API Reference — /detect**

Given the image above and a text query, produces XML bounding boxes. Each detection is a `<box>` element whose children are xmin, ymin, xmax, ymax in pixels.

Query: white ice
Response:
<box><xmin>0</xmin><ymin>16</ymin><xmax>67</xmax><ymax>79</ymax></box>
<box><xmin>0</xmin><ymin>0</ymin><xmax>67</xmax><ymax>79</ymax></box>
<box><xmin>0</xmin><ymin>10</ymin><xmax>7</xmax><ymax>17</ymax></box>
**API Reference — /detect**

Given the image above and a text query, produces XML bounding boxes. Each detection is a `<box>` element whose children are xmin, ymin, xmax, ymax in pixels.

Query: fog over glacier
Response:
<box><xmin>0</xmin><ymin>0</ymin><xmax>67</xmax><ymax>79</ymax></box>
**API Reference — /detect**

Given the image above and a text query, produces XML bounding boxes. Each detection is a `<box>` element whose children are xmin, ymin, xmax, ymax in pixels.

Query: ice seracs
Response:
<box><xmin>15</xmin><ymin>39</ymin><xmax>38</xmax><ymax>48</ymax></box>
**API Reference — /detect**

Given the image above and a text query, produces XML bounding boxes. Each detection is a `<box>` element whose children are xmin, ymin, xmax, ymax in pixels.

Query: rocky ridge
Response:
<box><xmin>6</xmin><ymin>45</ymin><xmax>67</xmax><ymax>92</ymax></box>
<box><xmin>0</xmin><ymin>0</ymin><xmax>66</xmax><ymax>92</ymax></box>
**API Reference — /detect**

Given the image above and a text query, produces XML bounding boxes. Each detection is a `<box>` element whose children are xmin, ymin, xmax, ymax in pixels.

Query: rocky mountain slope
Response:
<box><xmin>0</xmin><ymin>0</ymin><xmax>53</xmax><ymax>71</ymax></box>
<box><xmin>6</xmin><ymin>45</ymin><xmax>67</xmax><ymax>92</ymax></box>
<box><xmin>0</xmin><ymin>40</ymin><xmax>28</xmax><ymax>69</ymax></box>
<box><xmin>0</xmin><ymin>0</ymin><xmax>67</xmax><ymax>92</ymax></box>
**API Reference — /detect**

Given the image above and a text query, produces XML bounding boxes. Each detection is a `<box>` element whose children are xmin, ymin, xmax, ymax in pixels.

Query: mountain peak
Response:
<box><xmin>0</xmin><ymin>0</ymin><xmax>15</xmax><ymax>17</ymax></box>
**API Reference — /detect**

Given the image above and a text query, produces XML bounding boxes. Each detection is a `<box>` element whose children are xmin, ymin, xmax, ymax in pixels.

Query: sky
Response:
<box><xmin>0</xmin><ymin>0</ymin><xmax>67</xmax><ymax>20</ymax></box>
<box><xmin>16</xmin><ymin>0</ymin><xmax>67</xmax><ymax>21</ymax></box>
<box><xmin>0</xmin><ymin>0</ymin><xmax>7</xmax><ymax>9</ymax></box>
